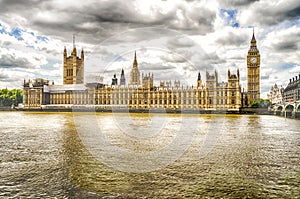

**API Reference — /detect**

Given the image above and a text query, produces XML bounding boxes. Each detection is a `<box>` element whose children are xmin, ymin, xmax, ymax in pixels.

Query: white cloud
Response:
<box><xmin>288</xmin><ymin>65</ymin><xmax>300</xmax><ymax>74</ymax></box>
<box><xmin>0</xmin><ymin>47</ymin><xmax>47</xmax><ymax>69</ymax></box>
<box><xmin>0</xmin><ymin>0</ymin><xmax>299</xmax><ymax>98</ymax></box>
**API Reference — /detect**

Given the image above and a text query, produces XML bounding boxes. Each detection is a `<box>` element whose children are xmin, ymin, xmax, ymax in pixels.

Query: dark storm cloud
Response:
<box><xmin>166</xmin><ymin>36</ymin><xmax>196</xmax><ymax>49</ymax></box>
<box><xmin>215</xmin><ymin>31</ymin><xmax>248</xmax><ymax>46</ymax></box>
<box><xmin>220</xmin><ymin>0</ymin><xmax>260</xmax><ymax>7</ymax></box>
<box><xmin>285</xmin><ymin>5</ymin><xmax>300</xmax><ymax>18</ymax></box>
<box><xmin>0</xmin><ymin>0</ymin><xmax>217</xmax><ymax>45</ymax></box>
<box><xmin>98</xmin><ymin>28</ymin><xmax>177</xmax><ymax>46</ymax></box>
<box><xmin>0</xmin><ymin>41</ymin><xmax>12</xmax><ymax>46</ymax></box>
<box><xmin>271</xmin><ymin>32</ymin><xmax>300</xmax><ymax>52</ymax></box>
<box><xmin>0</xmin><ymin>0</ymin><xmax>47</xmax><ymax>8</ymax></box>
<box><xmin>198</xmin><ymin>53</ymin><xmax>226</xmax><ymax>67</ymax></box>
<box><xmin>88</xmin><ymin>1</ymin><xmax>175</xmax><ymax>27</ymax></box>
<box><xmin>273</xmin><ymin>41</ymin><xmax>299</xmax><ymax>52</ymax></box>
<box><xmin>237</xmin><ymin>0</ymin><xmax>300</xmax><ymax>27</ymax></box>
<box><xmin>0</xmin><ymin>53</ymin><xmax>38</xmax><ymax>69</ymax></box>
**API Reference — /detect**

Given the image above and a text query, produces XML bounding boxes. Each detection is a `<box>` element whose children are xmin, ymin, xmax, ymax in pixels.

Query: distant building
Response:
<box><xmin>23</xmin><ymin>49</ymin><xmax>242</xmax><ymax>111</ymax></box>
<box><xmin>283</xmin><ymin>74</ymin><xmax>300</xmax><ymax>102</ymax></box>
<box><xmin>23</xmin><ymin>78</ymin><xmax>52</xmax><ymax>108</ymax></box>
<box><xmin>112</xmin><ymin>74</ymin><xmax>118</xmax><ymax>86</ymax></box>
<box><xmin>120</xmin><ymin>69</ymin><xmax>126</xmax><ymax>86</ymax></box>
<box><xmin>205</xmin><ymin>69</ymin><xmax>241</xmax><ymax>110</ymax></box>
<box><xmin>197</xmin><ymin>72</ymin><xmax>202</xmax><ymax>88</ymax></box>
<box><xmin>23</xmin><ymin>32</ymin><xmax>260</xmax><ymax>111</ymax></box>
<box><xmin>267</xmin><ymin>84</ymin><xmax>284</xmax><ymax>104</ymax></box>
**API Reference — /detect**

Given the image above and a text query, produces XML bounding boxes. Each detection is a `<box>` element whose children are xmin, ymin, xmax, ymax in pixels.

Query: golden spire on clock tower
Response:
<box><xmin>251</xmin><ymin>28</ymin><xmax>256</xmax><ymax>44</ymax></box>
<box><xmin>247</xmin><ymin>28</ymin><xmax>260</xmax><ymax>104</ymax></box>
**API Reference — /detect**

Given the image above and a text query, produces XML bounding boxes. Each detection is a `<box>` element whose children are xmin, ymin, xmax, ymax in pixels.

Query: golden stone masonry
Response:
<box><xmin>23</xmin><ymin>32</ymin><xmax>260</xmax><ymax>111</ymax></box>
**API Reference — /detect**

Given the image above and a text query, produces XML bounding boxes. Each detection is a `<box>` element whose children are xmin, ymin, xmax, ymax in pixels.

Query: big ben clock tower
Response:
<box><xmin>247</xmin><ymin>29</ymin><xmax>260</xmax><ymax>103</ymax></box>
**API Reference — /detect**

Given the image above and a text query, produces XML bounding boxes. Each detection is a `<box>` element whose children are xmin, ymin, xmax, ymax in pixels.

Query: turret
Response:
<box><xmin>133</xmin><ymin>50</ymin><xmax>138</xmax><ymax>68</ymax></box>
<box><xmin>64</xmin><ymin>46</ymin><xmax>67</xmax><ymax>56</ymax></box>
<box><xmin>197</xmin><ymin>72</ymin><xmax>202</xmax><ymax>87</ymax></box>
<box><xmin>112</xmin><ymin>74</ymin><xmax>118</xmax><ymax>85</ymax></box>
<box><xmin>81</xmin><ymin>48</ymin><xmax>84</xmax><ymax>60</ymax></box>
<box><xmin>214</xmin><ymin>70</ymin><xmax>218</xmax><ymax>83</ymax></box>
<box><xmin>120</xmin><ymin>68</ymin><xmax>126</xmax><ymax>86</ymax></box>
<box><xmin>130</xmin><ymin>50</ymin><xmax>141</xmax><ymax>85</ymax></box>
<box><xmin>63</xmin><ymin>46</ymin><xmax>67</xmax><ymax>61</ymax></box>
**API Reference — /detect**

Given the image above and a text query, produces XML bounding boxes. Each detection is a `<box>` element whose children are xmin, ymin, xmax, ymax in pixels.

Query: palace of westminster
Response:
<box><xmin>23</xmin><ymin>32</ymin><xmax>262</xmax><ymax>111</ymax></box>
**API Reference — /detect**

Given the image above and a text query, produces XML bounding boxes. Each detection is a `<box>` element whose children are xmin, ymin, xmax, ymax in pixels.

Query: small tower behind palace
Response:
<box><xmin>63</xmin><ymin>35</ymin><xmax>84</xmax><ymax>84</ymax></box>
<box><xmin>130</xmin><ymin>51</ymin><xmax>141</xmax><ymax>85</ymax></box>
<box><xmin>142</xmin><ymin>73</ymin><xmax>154</xmax><ymax>88</ymax></box>
<box><xmin>228</xmin><ymin>69</ymin><xmax>241</xmax><ymax>107</ymax></box>
<box><xmin>197</xmin><ymin>72</ymin><xmax>202</xmax><ymax>87</ymax></box>
<box><xmin>120</xmin><ymin>69</ymin><xmax>126</xmax><ymax>86</ymax></box>
<box><xmin>247</xmin><ymin>29</ymin><xmax>260</xmax><ymax>103</ymax></box>
<box><xmin>112</xmin><ymin>74</ymin><xmax>118</xmax><ymax>85</ymax></box>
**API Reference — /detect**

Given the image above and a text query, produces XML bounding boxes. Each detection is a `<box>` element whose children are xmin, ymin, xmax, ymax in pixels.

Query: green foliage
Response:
<box><xmin>251</xmin><ymin>99</ymin><xmax>271</xmax><ymax>108</ymax></box>
<box><xmin>259</xmin><ymin>98</ymin><xmax>271</xmax><ymax>108</ymax></box>
<box><xmin>0</xmin><ymin>88</ymin><xmax>23</xmax><ymax>107</ymax></box>
<box><xmin>250</xmin><ymin>101</ymin><xmax>259</xmax><ymax>108</ymax></box>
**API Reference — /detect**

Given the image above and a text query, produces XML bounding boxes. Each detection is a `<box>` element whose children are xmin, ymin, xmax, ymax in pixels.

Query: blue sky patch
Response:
<box><xmin>10</xmin><ymin>27</ymin><xmax>24</xmax><ymax>41</ymax></box>
<box><xmin>0</xmin><ymin>23</ymin><xmax>4</xmax><ymax>34</ymax></box>
<box><xmin>37</xmin><ymin>35</ymin><xmax>49</xmax><ymax>42</ymax></box>
<box><xmin>220</xmin><ymin>9</ymin><xmax>240</xmax><ymax>28</ymax></box>
<box><xmin>279</xmin><ymin>63</ymin><xmax>295</xmax><ymax>70</ymax></box>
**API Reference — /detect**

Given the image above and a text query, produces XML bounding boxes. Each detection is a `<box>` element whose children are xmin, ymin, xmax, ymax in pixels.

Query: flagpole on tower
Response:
<box><xmin>73</xmin><ymin>33</ymin><xmax>75</xmax><ymax>49</ymax></box>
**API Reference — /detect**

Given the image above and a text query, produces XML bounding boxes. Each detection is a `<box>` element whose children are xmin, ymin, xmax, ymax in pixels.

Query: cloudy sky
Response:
<box><xmin>0</xmin><ymin>0</ymin><xmax>299</xmax><ymax>98</ymax></box>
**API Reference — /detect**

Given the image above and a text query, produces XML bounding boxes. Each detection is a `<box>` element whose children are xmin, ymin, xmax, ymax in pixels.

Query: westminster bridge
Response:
<box><xmin>272</xmin><ymin>100</ymin><xmax>300</xmax><ymax>118</ymax></box>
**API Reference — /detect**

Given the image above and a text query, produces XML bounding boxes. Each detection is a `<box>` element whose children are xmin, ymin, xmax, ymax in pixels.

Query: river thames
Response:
<box><xmin>0</xmin><ymin>112</ymin><xmax>299</xmax><ymax>198</ymax></box>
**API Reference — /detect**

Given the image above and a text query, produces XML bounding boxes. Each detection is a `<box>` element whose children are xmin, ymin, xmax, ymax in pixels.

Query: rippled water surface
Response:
<box><xmin>0</xmin><ymin>112</ymin><xmax>300</xmax><ymax>198</ymax></box>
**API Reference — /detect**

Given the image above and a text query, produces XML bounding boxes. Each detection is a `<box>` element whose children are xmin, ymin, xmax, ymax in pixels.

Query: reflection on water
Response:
<box><xmin>0</xmin><ymin>112</ymin><xmax>300</xmax><ymax>198</ymax></box>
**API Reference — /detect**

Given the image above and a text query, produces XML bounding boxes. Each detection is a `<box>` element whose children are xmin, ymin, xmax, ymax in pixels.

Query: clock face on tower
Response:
<box><xmin>250</xmin><ymin>57</ymin><xmax>257</xmax><ymax>63</ymax></box>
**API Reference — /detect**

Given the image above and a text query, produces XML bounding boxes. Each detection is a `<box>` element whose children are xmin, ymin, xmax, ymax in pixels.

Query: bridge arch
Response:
<box><xmin>296</xmin><ymin>104</ymin><xmax>300</xmax><ymax>112</ymax></box>
<box><xmin>296</xmin><ymin>104</ymin><xmax>300</xmax><ymax>119</ymax></box>
<box><xmin>285</xmin><ymin>104</ymin><xmax>294</xmax><ymax>111</ymax></box>
<box><xmin>275</xmin><ymin>105</ymin><xmax>284</xmax><ymax>116</ymax></box>
<box><xmin>277</xmin><ymin>106</ymin><xmax>283</xmax><ymax>111</ymax></box>
<box><xmin>285</xmin><ymin>104</ymin><xmax>294</xmax><ymax>118</ymax></box>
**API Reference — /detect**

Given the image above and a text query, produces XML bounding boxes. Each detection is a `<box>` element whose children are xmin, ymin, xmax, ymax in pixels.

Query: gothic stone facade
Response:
<box><xmin>63</xmin><ymin>44</ymin><xmax>84</xmax><ymax>84</ymax></box>
<box><xmin>23</xmin><ymin>32</ymin><xmax>261</xmax><ymax>110</ymax></box>
<box><xmin>23</xmin><ymin>51</ymin><xmax>241</xmax><ymax>111</ymax></box>
<box><xmin>267</xmin><ymin>83</ymin><xmax>284</xmax><ymax>104</ymax></box>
